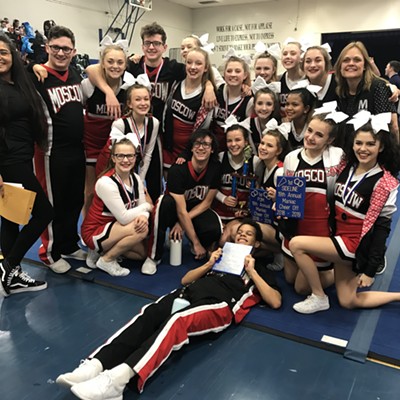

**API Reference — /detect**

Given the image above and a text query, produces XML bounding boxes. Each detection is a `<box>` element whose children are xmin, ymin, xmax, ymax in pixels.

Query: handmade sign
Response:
<box><xmin>275</xmin><ymin>176</ymin><xmax>306</xmax><ymax>219</ymax></box>
<box><xmin>248</xmin><ymin>188</ymin><xmax>274</xmax><ymax>224</ymax></box>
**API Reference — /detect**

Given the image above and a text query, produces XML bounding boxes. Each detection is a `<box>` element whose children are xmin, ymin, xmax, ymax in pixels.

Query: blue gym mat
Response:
<box><xmin>23</xmin><ymin>197</ymin><xmax>400</xmax><ymax>366</ymax></box>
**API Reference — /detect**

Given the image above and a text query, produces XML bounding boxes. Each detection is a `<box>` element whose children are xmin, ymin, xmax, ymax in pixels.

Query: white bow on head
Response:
<box><xmin>283</xmin><ymin>37</ymin><xmax>299</xmax><ymax>46</ymax></box>
<box><xmin>263</xmin><ymin>118</ymin><xmax>291</xmax><ymax>141</ymax></box>
<box><xmin>253</xmin><ymin>41</ymin><xmax>281</xmax><ymax>60</ymax></box>
<box><xmin>223</xmin><ymin>47</ymin><xmax>252</xmax><ymax>65</ymax></box>
<box><xmin>193</xmin><ymin>33</ymin><xmax>215</xmax><ymax>54</ymax></box>
<box><xmin>120</xmin><ymin>73</ymin><xmax>152</xmax><ymax>91</ymax></box>
<box><xmin>313</xmin><ymin>101</ymin><xmax>349</xmax><ymax>123</ymax></box>
<box><xmin>110</xmin><ymin>131</ymin><xmax>140</xmax><ymax>149</ymax></box>
<box><xmin>291</xmin><ymin>79</ymin><xmax>322</xmax><ymax>95</ymax></box>
<box><xmin>346</xmin><ymin>110</ymin><xmax>391</xmax><ymax>133</ymax></box>
<box><xmin>251</xmin><ymin>76</ymin><xmax>281</xmax><ymax>95</ymax></box>
<box><xmin>100</xmin><ymin>35</ymin><xmax>129</xmax><ymax>54</ymax></box>
<box><xmin>221</xmin><ymin>114</ymin><xmax>251</xmax><ymax>132</ymax></box>
<box><xmin>301</xmin><ymin>42</ymin><xmax>332</xmax><ymax>58</ymax></box>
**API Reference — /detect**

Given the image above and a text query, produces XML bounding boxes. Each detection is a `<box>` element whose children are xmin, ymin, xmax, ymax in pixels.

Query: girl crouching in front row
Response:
<box><xmin>81</xmin><ymin>135</ymin><xmax>152</xmax><ymax>276</ymax></box>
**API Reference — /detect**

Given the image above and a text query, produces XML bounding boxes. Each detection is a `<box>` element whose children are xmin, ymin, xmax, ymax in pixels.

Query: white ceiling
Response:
<box><xmin>167</xmin><ymin>0</ymin><xmax>274</xmax><ymax>9</ymax></box>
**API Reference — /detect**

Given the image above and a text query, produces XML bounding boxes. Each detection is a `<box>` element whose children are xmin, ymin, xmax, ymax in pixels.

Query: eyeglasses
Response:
<box><xmin>113</xmin><ymin>153</ymin><xmax>137</xmax><ymax>161</ymax></box>
<box><xmin>193</xmin><ymin>141</ymin><xmax>212</xmax><ymax>149</ymax></box>
<box><xmin>48</xmin><ymin>45</ymin><xmax>74</xmax><ymax>55</ymax></box>
<box><xmin>143</xmin><ymin>41</ymin><xmax>164</xmax><ymax>48</ymax></box>
<box><xmin>0</xmin><ymin>50</ymin><xmax>11</xmax><ymax>56</ymax></box>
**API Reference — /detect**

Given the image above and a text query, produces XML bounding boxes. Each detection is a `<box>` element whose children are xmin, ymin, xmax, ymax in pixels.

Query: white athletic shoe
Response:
<box><xmin>62</xmin><ymin>248</ymin><xmax>87</xmax><ymax>261</ymax></box>
<box><xmin>48</xmin><ymin>258</ymin><xmax>72</xmax><ymax>274</ymax></box>
<box><xmin>96</xmin><ymin>257</ymin><xmax>130</xmax><ymax>277</ymax></box>
<box><xmin>56</xmin><ymin>359</ymin><xmax>103</xmax><ymax>388</ymax></box>
<box><xmin>86</xmin><ymin>249</ymin><xmax>100</xmax><ymax>269</ymax></box>
<box><xmin>293</xmin><ymin>293</ymin><xmax>330</xmax><ymax>314</ymax></box>
<box><xmin>71</xmin><ymin>370</ymin><xmax>125</xmax><ymax>400</ymax></box>
<box><xmin>141</xmin><ymin>257</ymin><xmax>160</xmax><ymax>275</ymax></box>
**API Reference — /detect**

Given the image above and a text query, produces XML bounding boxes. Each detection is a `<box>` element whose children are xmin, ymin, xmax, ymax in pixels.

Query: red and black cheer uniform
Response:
<box><xmin>332</xmin><ymin>163</ymin><xmax>398</xmax><ymax>276</ymax></box>
<box><xmin>127</xmin><ymin>57</ymin><xmax>186</xmax><ymax>201</ymax></box>
<box><xmin>282</xmin><ymin>147</ymin><xmax>344</xmax><ymax>269</ymax></box>
<box><xmin>256</xmin><ymin>158</ymin><xmax>284</xmax><ymax>242</ymax></box>
<box><xmin>212</xmin><ymin>84</ymin><xmax>253</xmax><ymax>151</ymax></box>
<box><xmin>147</xmin><ymin>159</ymin><xmax>222</xmax><ymax>262</ymax></box>
<box><xmin>279</xmin><ymin>71</ymin><xmax>305</xmax><ymax>116</ymax></box>
<box><xmin>213</xmin><ymin>152</ymin><xmax>254</xmax><ymax>222</ymax></box>
<box><xmin>81</xmin><ymin>169</ymin><xmax>149</xmax><ymax>252</ymax></box>
<box><xmin>95</xmin><ymin>115</ymin><xmax>159</xmax><ymax>181</ymax></box>
<box><xmin>245</xmin><ymin>116</ymin><xmax>272</xmax><ymax>155</ymax></box>
<box><xmin>162</xmin><ymin>80</ymin><xmax>212</xmax><ymax>168</ymax></box>
<box><xmin>32</xmin><ymin>65</ymin><xmax>85</xmax><ymax>265</ymax></box>
<box><xmin>82</xmin><ymin>76</ymin><xmax>129</xmax><ymax>164</ymax></box>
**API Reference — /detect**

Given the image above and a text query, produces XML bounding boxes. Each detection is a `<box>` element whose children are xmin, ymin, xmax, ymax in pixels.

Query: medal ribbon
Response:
<box><xmin>341</xmin><ymin>166</ymin><xmax>371</xmax><ymax>208</ymax></box>
<box><xmin>114</xmin><ymin>173</ymin><xmax>135</xmax><ymax>209</ymax></box>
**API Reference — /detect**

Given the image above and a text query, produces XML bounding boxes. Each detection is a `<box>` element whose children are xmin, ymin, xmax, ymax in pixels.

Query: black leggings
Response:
<box><xmin>0</xmin><ymin>161</ymin><xmax>53</xmax><ymax>267</ymax></box>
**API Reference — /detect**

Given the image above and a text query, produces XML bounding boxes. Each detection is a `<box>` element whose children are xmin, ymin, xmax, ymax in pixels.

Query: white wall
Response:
<box><xmin>192</xmin><ymin>0</ymin><xmax>400</xmax><ymax>70</ymax></box>
<box><xmin>2</xmin><ymin>0</ymin><xmax>192</xmax><ymax>57</ymax></box>
<box><xmin>2</xmin><ymin>0</ymin><xmax>399</xmax><ymax>63</ymax></box>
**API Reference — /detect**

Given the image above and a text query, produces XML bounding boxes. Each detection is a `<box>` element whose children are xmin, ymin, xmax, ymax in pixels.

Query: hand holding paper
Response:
<box><xmin>212</xmin><ymin>242</ymin><xmax>253</xmax><ymax>275</ymax></box>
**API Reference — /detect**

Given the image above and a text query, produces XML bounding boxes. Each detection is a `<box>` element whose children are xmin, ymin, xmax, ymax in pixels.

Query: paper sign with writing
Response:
<box><xmin>248</xmin><ymin>188</ymin><xmax>273</xmax><ymax>224</ymax></box>
<box><xmin>212</xmin><ymin>242</ymin><xmax>253</xmax><ymax>276</ymax></box>
<box><xmin>275</xmin><ymin>176</ymin><xmax>306</xmax><ymax>219</ymax></box>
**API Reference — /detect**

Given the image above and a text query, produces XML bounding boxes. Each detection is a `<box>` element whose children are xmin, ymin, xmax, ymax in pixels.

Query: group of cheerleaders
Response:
<box><xmin>77</xmin><ymin>33</ymin><xmax>400</xmax><ymax>314</ymax></box>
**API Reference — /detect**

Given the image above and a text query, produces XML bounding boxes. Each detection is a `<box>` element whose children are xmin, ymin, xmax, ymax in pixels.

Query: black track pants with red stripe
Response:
<box><xmin>90</xmin><ymin>290</ymin><xmax>233</xmax><ymax>393</ymax></box>
<box><xmin>34</xmin><ymin>148</ymin><xmax>85</xmax><ymax>264</ymax></box>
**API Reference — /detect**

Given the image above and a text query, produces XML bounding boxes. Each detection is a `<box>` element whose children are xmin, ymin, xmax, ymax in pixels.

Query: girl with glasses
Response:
<box><xmin>81</xmin><ymin>136</ymin><xmax>152</xmax><ymax>277</ymax></box>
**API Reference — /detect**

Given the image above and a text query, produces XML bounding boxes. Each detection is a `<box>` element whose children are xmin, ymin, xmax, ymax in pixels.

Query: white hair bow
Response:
<box><xmin>110</xmin><ymin>131</ymin><xmax>140</xmax><ymax>149</ymax></box>
<box><xmin>223</xmin><ymin>47</ymin><xmax>252</xmax><ymax>65</ymax></box>
<box><xmin>313</xmin><ymin>101</ymin><xmax>349</xmax><ymax>123</ymax></box>
<box><xmin>193</xmin><ymin>33</ymin><xmax>215</xmax><ymax>54</ymax></box>
<box><xmin>120</xmin><ymin>73</ymin><xmax>152</xmax><ymax>91</ymax></box>
<box><xmin>100</xmin><ymin>35</ymin><xmax>129</xmax><ymax>54</ymax></box>
<box><xmin>221</xmin><ymin>114</ymin><xmax>251</xmax><ymax>132</ymax></box>
<box><xmin>263</xmin><ymin>118</ymin><xmax>291</xmax><ymax>141</ymax></box>
<box><xmin>346</xmin><ymin>110</ymin><xmax>391</xmax><ymax>133</ymax></box>
<box><xmin>254</xmin><ymin>41</ymin><xmax>281</xmax><ymax>60</ymax></box>
<box><xmin>283</xmin><ymin>37</ymin><xmax>300</xmax><ymax>46</ymax></box>
<box><xmin>291</xmin><ymin>79</ymin><xmax>322</xmax><ymax>95</ymax></box>
<box><xmin>283</xmin><ymin>37</ymin><xmax>312</xmax><ymax>55</ymax></box>
<box><xmin>301</xmin><ymin>42</ymin><xmax>332</xmax><ymax>57</ymax></box>
<box><xmin>251</xmin><ymin>76</ymin><xmax>281</xmax><ymax>95</ymax></box>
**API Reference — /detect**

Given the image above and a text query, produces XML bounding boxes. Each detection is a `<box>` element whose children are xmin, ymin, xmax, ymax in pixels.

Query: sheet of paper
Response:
<box><xmin>212</xmin><ymin>242</ymin><xmax>253</xmax><ymax>276</ymax></box>
<box><xmin>0</xmin><ymin>184</ymin><xmax>37</xmax><ymax>225</ymax></box>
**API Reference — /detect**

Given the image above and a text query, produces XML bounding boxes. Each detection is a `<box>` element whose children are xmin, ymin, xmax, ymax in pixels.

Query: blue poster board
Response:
<box><xmin>275</xmin><ymin>176</ymin><xmax>306</xmax><ymax>219</ymax></box>
<box><xmin>249</xmin><ymin>188</ymin><xmax>274</xmax><ymax>224</ymax></box>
